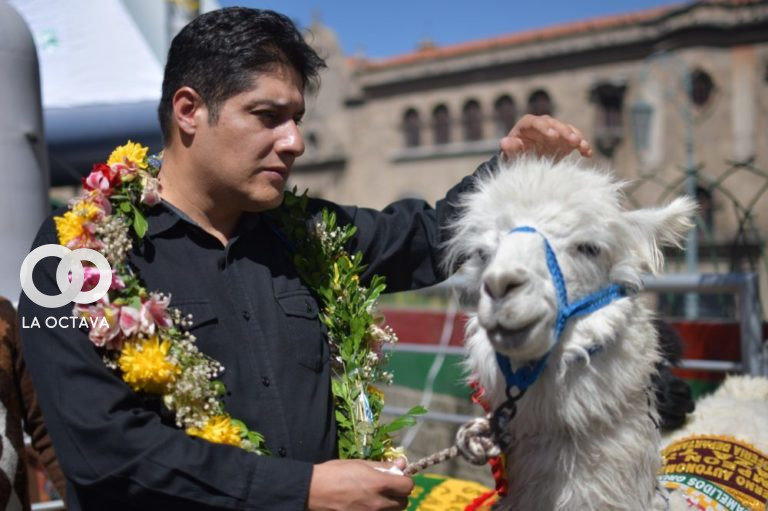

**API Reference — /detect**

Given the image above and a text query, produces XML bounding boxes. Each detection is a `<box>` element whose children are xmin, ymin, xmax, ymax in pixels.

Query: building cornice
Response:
<box><xmin>353</xmin><ymin>1</ymin><xmax>768</xmax><ymax>96</ymax></box>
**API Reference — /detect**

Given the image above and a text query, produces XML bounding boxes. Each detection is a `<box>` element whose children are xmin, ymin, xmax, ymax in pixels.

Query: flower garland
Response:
<box><xmin>270</xmin><ymin>192</ymin><xmax>425</xmax><ymax>460</ymax></box>
<box><xmin>57</xmin><ymin>141</ymin><xmax>423</xmax><ymax>460</ymax></box>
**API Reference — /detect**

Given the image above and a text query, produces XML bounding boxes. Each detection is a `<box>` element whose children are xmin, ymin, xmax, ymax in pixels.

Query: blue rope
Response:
<box><xmin>495</xmin><ymin>226</ymin><xmax>627</xmax><ymax>392</ymax></box>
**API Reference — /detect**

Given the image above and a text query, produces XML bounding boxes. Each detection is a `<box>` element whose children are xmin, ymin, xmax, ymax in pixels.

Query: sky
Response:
<box><xmin>218</xmin><ymin>0</ymin><xmax>684</xmax><ymax>60</ymax></box>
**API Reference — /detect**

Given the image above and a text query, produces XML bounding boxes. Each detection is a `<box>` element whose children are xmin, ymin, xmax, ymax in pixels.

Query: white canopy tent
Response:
<box><xmin>7</xmin><ymin>0</ymin><xmax>219</xmax><ymax>186</ymax></box>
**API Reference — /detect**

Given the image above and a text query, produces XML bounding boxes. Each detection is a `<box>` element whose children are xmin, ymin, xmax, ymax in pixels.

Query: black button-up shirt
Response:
<box><xmin>18</xmin><ymin>159</ymin><xmax>492</xmax><ymax>510</ymax></box>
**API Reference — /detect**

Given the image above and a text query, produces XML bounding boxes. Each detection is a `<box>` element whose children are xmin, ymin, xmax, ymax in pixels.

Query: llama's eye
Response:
<box><xmin>576</xmin><ymin>243</ymin><xmax>601</xmax><ymax>257</ymax></box>
<box><xmin>475</xmin><ymin>249</ymin><xmax>491</xmax><ymax>265</ymax></box>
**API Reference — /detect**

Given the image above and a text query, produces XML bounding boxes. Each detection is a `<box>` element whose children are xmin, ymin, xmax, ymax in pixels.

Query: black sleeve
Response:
<box><xmin>18</xmin><ymin>221</ymin><xmax>313</xmax><ymax>511</ymax></box>
<box><xmin>312</xmin><ymin>156</ymin><xmax>497</xmax><ymax>292</ymax></box>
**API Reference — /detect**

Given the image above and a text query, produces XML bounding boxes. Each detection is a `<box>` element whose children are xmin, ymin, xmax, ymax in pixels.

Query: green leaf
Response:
<box><xmin>378</xmin><ymin>406</ymin><xmax>427</xmax><ymax>436</ymax></box>
<box><xmin>247</xmin><ymin>431</ymin><xmax>265</xmax><ymax>445</ymax></box>
<box><xmin>132</xmin><ymin>205</ymin><xmax>148</xmax><ymax>238</ymax></box>
<box><xmin>379</xmin><ymin>416</ymin><xmax>417</xmax><ymax>435</ymax></box>
<box><xmin>405</xmin><ymin>405</ymin><xmax>428</xmax><ymax>416</ymax></box>
<box><xmin>119</xmin><ymin>202</ymin><xmax>132</xmax><ymax>213</ymax></box>
<box><xmin>230</xmin><ymin>419</ymin><xmax>247</xmax><ymax>435</ymax></box>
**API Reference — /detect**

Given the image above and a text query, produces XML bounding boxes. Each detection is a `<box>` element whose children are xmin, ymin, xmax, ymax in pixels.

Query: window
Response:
<box><xmin>696</xmin><ymin>186</ymin><xmax>714</xmax><ymax>235</ymax></box>
<box><xmin>527</xmin><ymin>89</ymin><xmax>553</xmax><ymax>116</ymax></box>
<box><xmin>307</xmin><ymin>131</ymin><xmax>319</xmax><ymax>150</ymax></box>
<box><xmin>402</xmin><ymin>108</ymin><xmax>421</xmax><ymax>147</ymax></box>
<box><xmin>494</xmin><ymin>95</ymin><xmax>517</xmax><ymax>137</ymax></box>
<box><xmin>462</xmin><ymin>100</ymin><xmax>483</xmax><ymax>142</ymax></box>
<box><xmin>590</xmin><ymin>83</ymin><xmax>626</xmax><ymax>157</ymax></box>
<box><xmin>432</xmin><ymin>104</ymin><xmax>451</xmax><ymax>145</ymax></box>
<box><xmin>689</xmin><ymin>69</ymin><xmax>714</xmax><ymax>107</ymax></box>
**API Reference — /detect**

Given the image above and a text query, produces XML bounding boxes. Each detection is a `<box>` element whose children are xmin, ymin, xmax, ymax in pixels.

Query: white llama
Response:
<box><xmin>444</xmin><ymin>156</ymin><xmax>698</xmax><ymax>510</ymax></box>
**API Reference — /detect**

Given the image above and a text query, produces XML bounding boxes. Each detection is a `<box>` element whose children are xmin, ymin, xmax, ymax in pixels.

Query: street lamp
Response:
<box><xmin>630</xmin><ymin>51</ymin><xmax>699</xmax><ymax>318</ymax></box>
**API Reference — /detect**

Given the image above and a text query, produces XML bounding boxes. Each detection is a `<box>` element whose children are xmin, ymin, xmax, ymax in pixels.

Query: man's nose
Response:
<box><xmin>275</xmin><ymin>120</ymin><xmax>305</xmax><ymax>157</ymax></box>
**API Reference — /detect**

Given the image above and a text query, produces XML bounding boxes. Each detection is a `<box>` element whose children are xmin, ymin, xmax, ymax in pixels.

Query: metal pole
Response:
<box><xmin>738</xmin><ymin>273</ymin><xmax>764</xmax><ymax>375</ymax></box>
<box><xmin>681</xmin><ymin>66</ymin><xmax>699</xmax><ymax>318</ymax></box>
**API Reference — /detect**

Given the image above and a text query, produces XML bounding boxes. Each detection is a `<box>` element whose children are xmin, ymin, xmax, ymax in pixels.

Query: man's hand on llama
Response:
<box><xmin>500</xmin><ymin>114</ymin><xmax>593</xmax><ymax>161</ymax></box>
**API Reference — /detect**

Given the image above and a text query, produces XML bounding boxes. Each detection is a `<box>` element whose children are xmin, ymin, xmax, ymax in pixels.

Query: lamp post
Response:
<box><xmin>630</xmin><ymin>50</ymin><xmax>699</xmax><ymax>318</ymax></box>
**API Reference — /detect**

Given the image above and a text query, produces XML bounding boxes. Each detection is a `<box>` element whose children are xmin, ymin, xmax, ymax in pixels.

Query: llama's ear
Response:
<box><xmin>622</xmin><ymin>196</ymin><xmax>697</xmax><ymax>272</ymax></box>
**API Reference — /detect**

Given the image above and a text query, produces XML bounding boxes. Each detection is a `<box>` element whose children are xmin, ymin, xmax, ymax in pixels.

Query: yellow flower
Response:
<box><xmin>367</xmin><ymin>385</ymin><xmax>384</xmax><ymax>401</ymax></box>
<box><xmin>186</xmin><ymin>415</ymin><xmax>243</xmax><ymax>447</ymax></box>
<box><xmin>118</xmin><ymin>336</ymin><xmax>180</xmax><ymax>394</ymax></box>
<box><xmin>54</xmin><ymin>200</ymin><xmax>102</xmax><ymax>247</ymax></box>
<box><xmin>383</xmin><ymin>445</ymin><xmax>406</xmax><ymax>463</ymax></box>
<box><xmin>107</xmin><ymin>140</ymin><xmax>148</xmax><ymax>169</ymax></box>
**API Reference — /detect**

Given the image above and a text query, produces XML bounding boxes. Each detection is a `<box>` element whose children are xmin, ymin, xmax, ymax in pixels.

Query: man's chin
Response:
<box><xmin>245</xmin><ymin>190</ymin><xmax>285</xmax><ymax>212</ymax></box>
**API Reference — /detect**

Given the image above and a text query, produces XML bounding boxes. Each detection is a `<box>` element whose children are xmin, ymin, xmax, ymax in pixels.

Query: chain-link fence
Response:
<box><xmin>624</xmin><ymin>159</ymin><xmax>767</xmax><ymax>318</ymax></box>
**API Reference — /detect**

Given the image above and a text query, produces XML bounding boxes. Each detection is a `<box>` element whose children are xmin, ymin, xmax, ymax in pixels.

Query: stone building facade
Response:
<box><xmin>293</xmin><ymin>0</ymin><xmax>768</xmax><ymax>318</ymax></box>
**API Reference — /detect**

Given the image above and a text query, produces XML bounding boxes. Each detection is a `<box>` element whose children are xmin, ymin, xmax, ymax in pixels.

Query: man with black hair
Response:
<box><xmin>19</xmin><ymin>7</ymin><xmax>591</xmax><ymax>510</ymax></box>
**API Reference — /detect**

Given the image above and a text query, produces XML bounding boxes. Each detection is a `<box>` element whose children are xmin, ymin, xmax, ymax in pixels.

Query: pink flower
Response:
<box><xmin>139</xmin><ymin>293</ymin><xmax>172</xmax><ymax>335</ymax></box>
<box><xmin>69</xmin><ymin>267</ymin><xmax>125</xmax><ymax>295</ymax></box>
<box><xmin>110</xmin><ymin>162</ymin><xmax>137</xmax><ymax>182</ymax></box>
<box><xmin>86</xmin><ymin>189</ymin><xmax>112</xmax><ymax>216</ymax></box>
<box><xmin>140</xmin><ymin>176</ymin><xmax>162</xmax><ymax>206</ymax></box>
<box><xmin>71</xmin><ymin>266</ymin><xmax>125</xmax><ymax>293</ymax></box>
<box><xmin>75</xmin><ymin>297</ymin><xmax>121</xmax><ymax>348</ymax></box>
<box><xmin>83</xmin><ymin>170</ymin><xmax>110</xmax><ymax>192</ymax></box>
<box><xmin>119</xmin><ymin>306</ymin><xmax>141</xmax><ymax>337</ymax></box>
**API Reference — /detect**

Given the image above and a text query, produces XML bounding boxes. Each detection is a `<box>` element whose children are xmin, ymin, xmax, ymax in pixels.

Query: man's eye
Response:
<box><xmin>254</xmin><ymin>111</ymin><xmax>279</xmax><ymax>124</ymax></box>
<box><xmin>576</xmin><ymin>243</ymin><xmax>601</xmax><ymax>257</ymax></box>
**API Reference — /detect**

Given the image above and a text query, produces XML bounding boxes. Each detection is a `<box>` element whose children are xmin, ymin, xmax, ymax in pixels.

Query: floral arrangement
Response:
<box><xmin>271</xmin><ymin>192</ymin><xmax>425</xmax><ymax>460</ymax></box>
<box><xmin>56</xmin><ymin>140</ymin><xmax>423</xmax><ymax>460</ymax></box>
<box><xmin>56</xmin><ymin>141</ymin><xmax>267</xmax><ymax>454</ymax></box>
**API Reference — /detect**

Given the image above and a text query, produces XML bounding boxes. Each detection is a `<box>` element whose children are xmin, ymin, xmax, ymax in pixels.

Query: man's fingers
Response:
<box><xmin>567</xmin><ymin>123</ymin><xmax>593</xmax><ymax>157</ymax></box>
<box><xmin>518</xmin><ymin>115</ymin><xmax>558</xmax><ymax>143</ymax></box>
<box><xmin>501</xmin><ymin>114</ymin><xmax>592</xmax><ymax>160</ymax></box>
<box><xmin>499</xmin><ymin>136</ymin><xmax>525</xmax><ymax>160</ymax></box>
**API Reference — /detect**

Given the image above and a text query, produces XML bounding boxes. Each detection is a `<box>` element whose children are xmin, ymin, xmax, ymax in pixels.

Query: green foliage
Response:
<box><xmin>273</xmin><ymin>190</ymin><xmax>425</xmax><ymax>461</ymax></box>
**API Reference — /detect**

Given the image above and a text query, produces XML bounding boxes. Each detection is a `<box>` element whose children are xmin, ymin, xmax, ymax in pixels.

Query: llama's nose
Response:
<box><xmin>483</xmin><ymin>266</ymin><xmax>528</xmax><ymax>300</ymax></box>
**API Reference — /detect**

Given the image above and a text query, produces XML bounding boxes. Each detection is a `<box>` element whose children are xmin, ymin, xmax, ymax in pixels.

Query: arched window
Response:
<box><xmin>462</xmin><ymin>99</ymin><xmax>483</xmax><ymax>141</ymax></box>
<box><xmin>696</xmin><ymin>186</ymin><xmax>714</xmax><ymax>234</ymax></box>
<box><xmin>402</xmin><ymin>108</ymin><xmax>421</xmax><ymax>147</ymax></box>
<box><xmin>527</xmin><ymin>89</ymin><xmax>553</xmax><ymax>116</ymax></box>
<box><xmin>494</xmin><ymin>95</ymin><xmax>517</xmax><ymax>137</ymax></box>
<box><xmin>690</xmin><ymin>69</ymin><xmax>714</xmax><ymax>107</ymax></box>
<box><xmin>590</xmin><ymin>82</ymin><xmax>626</xmax><ymax>157</ymax></box>
<box><xmin>306</xmin><ymin>131</ymin><xmax>320</xmax><ymax>150</ymax></box>
<box><xmin>432</xmin><ymin>104</ymin><xmax>451</xmax><ymax>145</ymax></box>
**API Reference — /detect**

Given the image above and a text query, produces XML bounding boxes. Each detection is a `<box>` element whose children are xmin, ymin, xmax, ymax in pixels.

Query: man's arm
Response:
<box><xmin>19</xmin><ymin>226</ymin><xmax>313</xmax><ymax>510</ymax></box>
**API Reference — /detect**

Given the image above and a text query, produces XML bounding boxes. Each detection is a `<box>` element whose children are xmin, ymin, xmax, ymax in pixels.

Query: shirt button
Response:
<box><xmin>278</xmin><ymin>446</ymin><xmax>287</xmax><ymax>457</ymax></box>
<box><xmin>217</xmin><ymin>256</ymin><xmax>226</xmax><ymax>270</ymax></box>
<box><xmin>261</xmin><ymin>377</ymin><xmax>270</xmax><ymax>387</ymax></box>
<box><xmin>242</xmin><ymin>310</ymin><xmax>250</xmax><ymax>321</ymax></box>
<box><xmin>305</xmin><ymin>299</ymin><xmax>313</xmax><ymax>313</ymax></box>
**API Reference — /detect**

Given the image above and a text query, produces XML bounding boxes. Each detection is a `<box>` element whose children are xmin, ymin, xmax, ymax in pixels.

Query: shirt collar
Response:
<box><xmin>146</xmin><ymin>201</ymin><xmax>263</xmax><ymax>238</ymax></box>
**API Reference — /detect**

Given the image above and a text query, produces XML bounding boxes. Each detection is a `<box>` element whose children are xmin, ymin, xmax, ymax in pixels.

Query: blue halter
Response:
<box><xmin>494</xmin><ymin>226</ymin><xmax>627</xmax><ymax>392</ymax></box>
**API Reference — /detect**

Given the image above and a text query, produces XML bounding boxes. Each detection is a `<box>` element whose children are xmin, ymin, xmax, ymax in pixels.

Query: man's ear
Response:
<box><xmin>172</xmin><ymin>87</ymin><xmax>205</xmax><ymax>136</ymax></box>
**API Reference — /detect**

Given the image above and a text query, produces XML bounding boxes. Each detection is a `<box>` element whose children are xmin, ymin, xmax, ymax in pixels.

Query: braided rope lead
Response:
<box><xmin>403</xmin><ymin>417</ymin><xmax>501</xmax><ymax>475</ymax></box>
